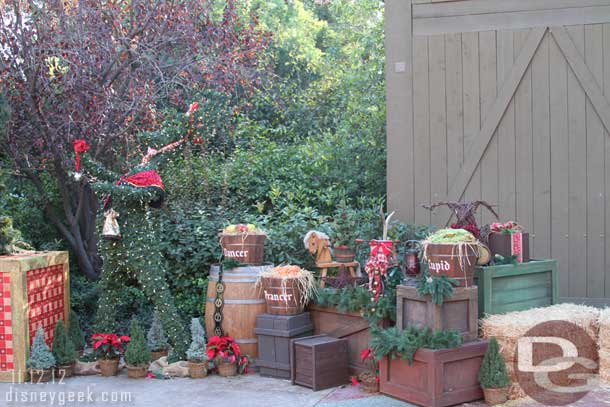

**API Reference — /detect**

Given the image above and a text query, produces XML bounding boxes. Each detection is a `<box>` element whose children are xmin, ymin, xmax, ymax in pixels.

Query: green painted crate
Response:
<box><xmin>474</xmin><ymin>259</ymin><xmax>558</xmax><ymax>318</ymax></box>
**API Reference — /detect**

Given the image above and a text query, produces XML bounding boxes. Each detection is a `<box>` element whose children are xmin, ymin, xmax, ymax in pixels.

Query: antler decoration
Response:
<box><xmin>422</xmin><ymin>201</ymin><xmax>499</xmax><ymax>228</ymax></box>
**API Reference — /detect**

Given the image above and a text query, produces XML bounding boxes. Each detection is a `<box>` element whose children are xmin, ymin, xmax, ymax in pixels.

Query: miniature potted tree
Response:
<box><xmin>186</xmin><ymin>318</ymin><xmax>208</xmax><ymax>378</ymax></box>
<box><xmin>147</xmin><ymin>311</ymin><xmax>170</xmax><ymax>361</ymax></box>
<box><xmin>479</xmin><ymin>337</ymin><xmax>511</xmax><ymax>405</ymax></box>
<box><xmin>206</xmin><ymin>335</ymin><xmax>242</xmax><ymax>377</ymax></box>
<box><xmin>52</xmin><ymin>320</ymin><xmax>76</xmax><ymax>378</ymax></box>
<box><xmin>27</xmin><ymin>327</ymin><xmax>56</xmax><ymax>382</ymax></box>
<box><xmin>91</xmin><ymin>333</ymin><xmax>130</xmax><ymax>377</ymax></box>
<box><xmin>68</xmin><ymin>310</ymin><xmax>86</xmax><ymax>356</ymax></box>
<box><xmin>124</xmin><ymin>319</ymin><xmax>151</xmax><ymax>379</ymax></box>
<box><xmin>331</xmin><ymin>202</ymin><xmax>358</xmax><ymax>263</ymax></box>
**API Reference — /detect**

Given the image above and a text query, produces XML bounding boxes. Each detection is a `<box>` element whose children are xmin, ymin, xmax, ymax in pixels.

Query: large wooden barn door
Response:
<box><xmin>386</xmin><ymin>0</ymin><xmax>610</xmax><ymax>305</ymax></box>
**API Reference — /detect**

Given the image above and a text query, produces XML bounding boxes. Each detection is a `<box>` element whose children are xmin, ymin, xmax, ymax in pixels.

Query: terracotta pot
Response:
<box><xmin>98</xmin><ymin>359</ymin><xmax>120</xmax><ymax>377</ymax></box>
<box><xmin>126</xmin><ymin>365</ymin><xmax>148</xmax><ymax>379</ymax></box>
<box><xmin>151</xmin><ymin>349</ymin><xmax>169</xmax><ymax>361</ymax></box>
<box><xmin>359</xmin><ymin>372</ymin><xmax>379</xmax><ymax>393</ymax></box>
<box><xmin>55</xmin><ymin>363</ymin><xmax>74</xmax><ymax>378</ymax></box>
<box><xmin>334</xmin><ymin>246</ymin><xmax>356</xmax><ymax>263</ymax></box>
<box><xmin>217</xmin><ymin>361</ymin><xmax>237</xmax><ymax>377</ymax></box>
<box><xmin>29</xmin><ymin>368</ymin><xmax>53</xmax><ymax>383</ymax></box>
<box><xmin>188</xmin><ymin>360</ymin><xmax>208</xmax><ymax>378</ymax></box>
<box><xmin>483</xmin><ymin>387</ymin><xmax>510</xmax><ymax>406</ymax></box>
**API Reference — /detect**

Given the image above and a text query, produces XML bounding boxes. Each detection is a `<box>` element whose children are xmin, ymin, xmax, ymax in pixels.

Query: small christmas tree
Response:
<box><xmin>27</xmin><ymin>327</ymin><xmax>55</xmax><ymax>370</ymax></box>
<box><xmin>124</xmin><ymin>319</ymin><xmax>151</xmax><ymax>367</ymax></box>
<box><xmin>478</xmin><ymin>337</ymin><xmax>510</xmax><ymax>389</ymax></box>
<box><xmin>147</xmin><ymin>311</ymin><xmax>169</xmax><ymax>352</ymax></box>
<box><xmin>186</xmin><ymin>318</ymin><xmax>207</xmax><ymax>362</ymax></box>
<box><xmin>68</xmin><ymin>310</ymin><xmax>86</xmax><ymax>351</ymax></box>
<box><xmin>52</xmin><ymin>320</ymin><xmax>76</xmax><ymax>366</ymax></box>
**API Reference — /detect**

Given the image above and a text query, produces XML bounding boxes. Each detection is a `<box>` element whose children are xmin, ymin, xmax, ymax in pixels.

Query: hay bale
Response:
<box><xmin>599</xmin><ymin>309</ymin><xmax>610</xmax><ymax>382</ymax></box>
<box><xmin>481</xmin><ymin>304</ymin><xmax>600</xmax><ymax>399</ymax></box>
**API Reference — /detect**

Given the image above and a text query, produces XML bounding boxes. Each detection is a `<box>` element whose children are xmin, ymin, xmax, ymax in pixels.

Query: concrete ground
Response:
<box><xmin>0</xmin><ymin>373</ymin><xmax>608</xmax><ymax>407</ymax></box>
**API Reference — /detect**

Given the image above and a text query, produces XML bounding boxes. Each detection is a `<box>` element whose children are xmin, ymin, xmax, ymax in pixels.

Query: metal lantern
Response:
<box><xmin>404</xmin><ymin>240</ymin><xmax>422</xmax><ymax>276</ymax></box>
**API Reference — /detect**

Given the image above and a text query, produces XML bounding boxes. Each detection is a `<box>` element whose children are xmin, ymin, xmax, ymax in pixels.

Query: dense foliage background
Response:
<box><xmin>0</xmin><ymin>0</ymin><xmax>426</xmax><ymax>335</ymax></box>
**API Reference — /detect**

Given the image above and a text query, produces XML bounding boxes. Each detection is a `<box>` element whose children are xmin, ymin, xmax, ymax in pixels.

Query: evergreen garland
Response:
<box><xmin>315</xmin><ymin>285</ymin><xmax>396</xmax><ymax>325</ymax></box>
<box><xmin>416</xmin><ymin>273</ymin><xmax>457</xmax><ymax>305</ymax></box>
<box><xmin>27</xmin><ymin>327</ymin><xmax>55</xmax><ymax>370</ymax></box>
<box><xmin>124</xmin><ymin>319</ymin><xmax>151</xmax><ymax>367</ymax></box>
<box><xmin>370</xmin><ymin>325</ymin><xmax>462</xmax><ymax>365</ymax></box>
<box><xmin>68</xmin><ymin>310</ymin><xmax>86</xmax><ymax>351</ymax></box>
<box><xmin>52</xmin><ymin>320</ymin><xmax>76</xmax><ymax>366</ymax></box>
<box><xmin>478</xmin><ymin>337</ymin><xmax>510</xmax><ymax>389</ymax></box>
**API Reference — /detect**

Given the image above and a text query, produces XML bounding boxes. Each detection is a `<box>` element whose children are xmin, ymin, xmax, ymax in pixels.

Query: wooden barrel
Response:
<box><xmin>219</xmin><ymin>234</ymin><xmax>266</xmax><ymax>265</ymax></box>
<box><xmin>260</xmin><ymin>277</ymin><xmax>304</xmax><ymax>315</ymax></box>
<box><xmin>424</xmin><ymin>243</ymin><xmax>479</xmax><ymax>287</ymax></box>
<box><xmin>205</xmin><ymin>264</ymin><xmax>271</xmax><ymax>358</ymax></box>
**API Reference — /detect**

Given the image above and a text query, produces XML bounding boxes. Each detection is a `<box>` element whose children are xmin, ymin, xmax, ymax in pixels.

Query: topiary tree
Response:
<box><xmin>68</xmin><ymin>310</ymin><xmax>85</xmax><ymax>352</ymax></box>
<box><xmin>27</xmin><ymin>327</ymin><xmax>55</xmax><ymax>370</ymax></box>
<box><xmin>479</xmin><ymin>337</ymin><xmax>510</xmax><ymax>389</ymax></box>
<box><xmin>124</xmin><ymin>319</ymin><xmax>151</xmax><ymax>367</ymax></box>
<box><xmin>147</xmin><ymin>311</ymin><xmax>169</xmax><ymax>352</ymax></box>
<box><xmin>186</xmin><ymin>318</ymin><xmax>207</xmax><ymax>362</ymax></box>
<box><xmin>52</xmin><ymin>320</ymin><xmax>76</xmax><ymax>366</ymax></box>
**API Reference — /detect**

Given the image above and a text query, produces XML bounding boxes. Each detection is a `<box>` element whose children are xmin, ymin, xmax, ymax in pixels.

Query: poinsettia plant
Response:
<box><xmin>351</xmin><ymin>348</ymin><xmax>379</xmax><ymax>386</ymax></box>
<box><xmin>490</xmin><ymin>221</ymin><xmax>525</xmax><ymax>234</ymax></box>
<box><xmin>91</xmin><ymin>333</ymin><xmax>130</xmax><ymax>360</ymax></box>
<box><xmin>206</xmin><ymin>335</ymin><xmax>251</xmax><ymax>373</ymax></box>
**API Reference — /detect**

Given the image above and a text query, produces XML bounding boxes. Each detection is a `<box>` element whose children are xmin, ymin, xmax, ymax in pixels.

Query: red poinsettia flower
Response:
<box><xmin>350</xmin><ymin>376</ymin><xmax>360</xmax><ymax>386</ymax></box>
<box><xmin>360</xmin><ymin>348</ymin><xmax>373</xmax><ymax>362</ymax></box>
<box><xmin>73</xmin><ymin>139</ymin><xmax>90</xmax><ymax>153</ymax></box>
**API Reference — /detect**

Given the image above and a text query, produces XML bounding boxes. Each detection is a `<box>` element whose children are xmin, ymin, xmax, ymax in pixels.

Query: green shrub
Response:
<box><xmin>124</xmin><ymin>319</ymin><xmax>151</xmax><ymax>367</ymax></box>
<box><xmin>68</xmin><ymin>310</ymin><xmax>86</xmax><ymax>351</ymax></box>
<box><xmin>147</xmin><ymin>311</ymin><xmax>169</xmax><ymax>352</ymax></box>
<box><xmin>479</xmin><ymin>337</ymin><xmax>510</xmax><ymax>389</ymax></box>
<box><xmin>27</xmin><ymin>327</ymin><xmax>55</xmax><ymax>370</ymax></box>
<box><xmin>52</xmin><ymin>320</ymin><xmax>76</xmax><ymax>366</ymax></box>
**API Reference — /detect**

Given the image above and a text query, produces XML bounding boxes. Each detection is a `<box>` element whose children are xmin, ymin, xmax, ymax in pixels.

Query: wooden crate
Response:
<box><xmin>397</xmin><ymin>285</ymin><xmax>478</xmax><ymax>342</ymax></box>
<box><xmin>380</xmin><ymin>340</ymin><xmax>488</xmax><ymax>407</ymax></box>
<box><xmin>0</xmin><ymin>251</ymin><xmax>70</xmax><ymax>382</ymax></box>
<box><xmin>255</xmin><ymin>312</ymin><xmax>313</xmax><ymax>379</ymax></box>
<box><xmin>474</xmin><ymin>259</ymin><xmax>558</xmax><ymax>318</ymax></box>
<box><xmin>308</xmin><ymin>304</ymin><xmax>373</xmax><ymax>375</ymax></box>
<box><xmin>290</xmin><ymin>334</ymin><xmax>349</xmax><ymax>391</ymax></box>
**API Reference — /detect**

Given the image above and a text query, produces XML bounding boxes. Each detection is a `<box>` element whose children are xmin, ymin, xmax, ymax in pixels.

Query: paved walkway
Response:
<box><xmin>0</xmin><ymin>373</ymin><xmax>608</xmax><ymax>407</ymax></box>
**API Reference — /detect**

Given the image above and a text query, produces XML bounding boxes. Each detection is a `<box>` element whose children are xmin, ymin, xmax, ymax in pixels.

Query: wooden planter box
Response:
<box><xmin>397</xmin><ymin>285</ymin><xmax>478</xmax><ymax>342</ymax></box>
<box><xmin>255</xmin><ymin>313</ymin><xmax>313</xmax><ymax>379</ymax></box>
<box><xmin>380</xmin><ymin>340</ymin><xmax>488</xmax><ymax>407</ymax></box>
<box><xmin>290</xmin><ymin>335</ymin><xmax>349</xmax><ymax>391</ymax></box>
<box><xmin>0</xmin><ymin>252</ymin><xmax>70</xmax><ymax>382</ymax></box>
<box><xmin>308</xmin><ymin>304</ymin><xmax>373</xmax><ymax>375</ymax></box>
<box><xmin>474</xmin><ymin>259</ymin><xmax>558</xmax><ymax>318</ymax></box>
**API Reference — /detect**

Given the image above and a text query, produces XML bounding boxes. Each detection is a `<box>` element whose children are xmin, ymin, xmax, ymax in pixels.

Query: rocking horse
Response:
<box><xmin>304</xmin><ymin>230</ymin><xmax>361</xmax><ymax>288</ymax></box>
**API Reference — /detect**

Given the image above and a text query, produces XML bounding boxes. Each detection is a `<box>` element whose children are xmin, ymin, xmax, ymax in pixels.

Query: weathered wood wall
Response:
<box><xmin>387</xmin><ymin>0</ymin><xmax>610</xmax><ymax>305</ymax></box>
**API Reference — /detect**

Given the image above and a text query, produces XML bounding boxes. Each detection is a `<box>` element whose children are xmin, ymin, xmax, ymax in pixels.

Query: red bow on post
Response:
<box><xmin>73</xmin><ymin>139</ymin><xmax>90</xmax><ymax>172</ymax></box>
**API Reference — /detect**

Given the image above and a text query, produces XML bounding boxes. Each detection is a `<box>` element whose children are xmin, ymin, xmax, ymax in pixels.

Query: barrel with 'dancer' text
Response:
<box><xmin>205</xmin><ymin>264</ymin><xmax>272</xmax><ymax>359</ymax></box>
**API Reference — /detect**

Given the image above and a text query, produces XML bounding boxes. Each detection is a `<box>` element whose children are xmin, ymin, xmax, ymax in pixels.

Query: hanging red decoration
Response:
<box><xmin>73</xmin><ymin>139</ymin><xmax>90</xmax><ymax>172</ymax></box>
<box><xmin>364</xmin><ymin>240</ymin><xmax>394</xmax><ymax>302</ymax></box>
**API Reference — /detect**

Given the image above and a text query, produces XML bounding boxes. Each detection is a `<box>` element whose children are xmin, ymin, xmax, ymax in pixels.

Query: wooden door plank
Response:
<box><xmin>549</xmin><ymin>34</ymin><xmax>571</xmax><ymax>299</ymax></box>
<box><xmin>428</xmin><ymin>34</ymin><xmax>449</xmax><ymax>225</ymax></box>
<box><xmin>584</xmin><ymin>24</ymin><xmax>606</xmax><ymax>299</ymax></box>
<box><xmin>565</xmin><ymin>25</ymin><xmax>588</xmax><ymax>299</ymax></box>
<box><xmin>462</xmin><ymin>32</ymin><xmax>482</xmax><ymax>212</ymax></box>
<box><xmin>515</xmin><ymin>29</ymin><xmax>534</xmax><ymax>233</ymax></box>
<box><xmin>531</xmin><ymin>33</ymin><xmax>552</xmax><ymax>259</ymax></box>
<box><xmin>479</xmin><ymin>31</ymin><xmax>499</xmax><ymax>225</ymax></box>
<box><xmin>386</xmin><ymin>0</ymin><xmax>415</xmax><ymax>220</ymax></box>
<box><xmin>443</xmin><ymin>27</ymin><xmax>546</xmax><ymax>225</ymax></box>
<box><xmin>413</xmin><ymin>36</ymin><xmax>432</xmax><ymax>225</ymax></box>
<box><xmin>497</xmin><ymin>30</ymin><xmax>517</xmax><ymax>221</ymax></box>
<box><xmin>446</xmin><ymin>33</ymin><xmax>464</xmax><ymax>188</ymax></box>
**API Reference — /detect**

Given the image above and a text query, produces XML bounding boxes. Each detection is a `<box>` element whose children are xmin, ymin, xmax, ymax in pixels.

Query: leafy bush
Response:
<box><xmin>124</xmin><ymin>320</ymin><xmax>151</xmax><ymax>367</ymax></box>
<box><xmin>52</xmin><ymin>320</ymin><xmax>76</xmax><ymax>366</ymax></box>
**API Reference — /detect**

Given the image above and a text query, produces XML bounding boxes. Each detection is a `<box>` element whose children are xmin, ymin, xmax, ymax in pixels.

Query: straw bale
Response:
<box><xmin>599</xmin><ymin>308</ymin><xmax>610</xmax><ymax>349</ymax></box>
<box><xmin>600</xmin><ymin>349</ymin><xmax>610</xmax><ymax>383</ymax></box>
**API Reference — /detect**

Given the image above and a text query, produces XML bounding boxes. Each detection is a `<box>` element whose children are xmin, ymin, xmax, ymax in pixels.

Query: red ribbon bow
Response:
<box><xmin>73</xmin><ymin>139</ymin><xmax>90</xmax><ymax>172</ymax></box>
